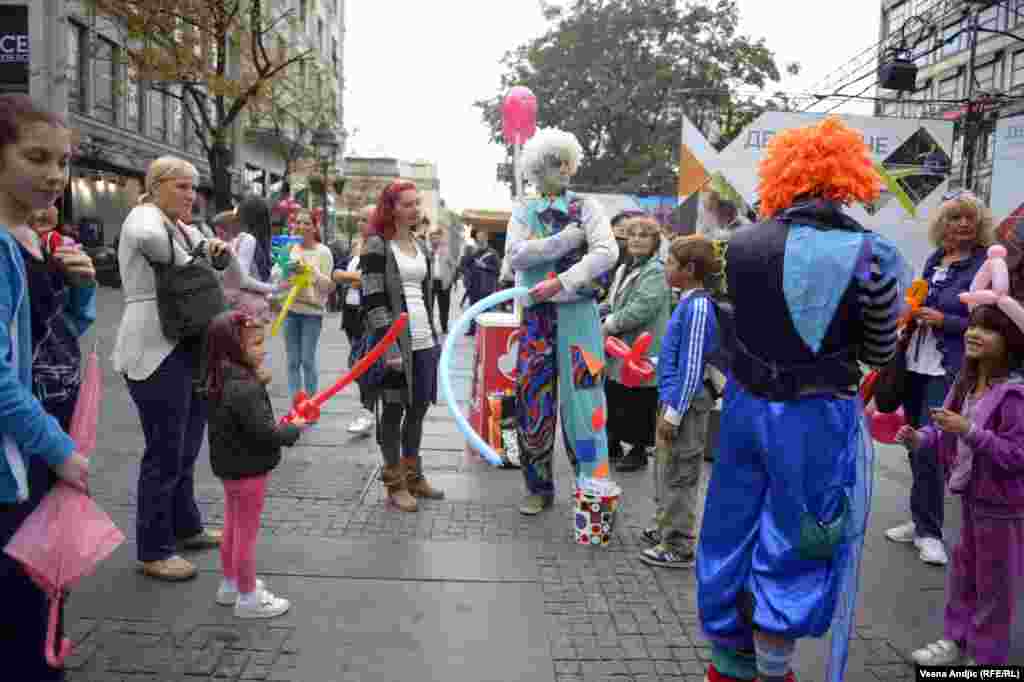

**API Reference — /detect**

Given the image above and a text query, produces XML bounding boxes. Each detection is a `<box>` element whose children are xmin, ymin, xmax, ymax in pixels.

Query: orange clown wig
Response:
<box><xmin>756</xmin><ymin>116</ymin><xmax>882</xmax><ymax>219</ymax></box>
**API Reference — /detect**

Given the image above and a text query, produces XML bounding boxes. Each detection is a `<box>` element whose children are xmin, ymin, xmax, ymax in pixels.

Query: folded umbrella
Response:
<box><xmin>4</xmin><ymin>342</ymin><xmax>125</xmax><ymax>668</ymax></box>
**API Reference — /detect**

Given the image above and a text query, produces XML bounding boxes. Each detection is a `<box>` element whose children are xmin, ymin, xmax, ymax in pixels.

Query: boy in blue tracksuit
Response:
<box><xmin>641</xmin><ymin>235</ymin><xmax>720</xmax><ymax>568</ymax></box>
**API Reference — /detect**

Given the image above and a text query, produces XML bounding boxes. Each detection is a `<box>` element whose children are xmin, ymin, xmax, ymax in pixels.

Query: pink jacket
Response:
<box><xmin>918</xmin><ymin>375</ymin><xmax>1024</xmax><ymax>512</ymax></box>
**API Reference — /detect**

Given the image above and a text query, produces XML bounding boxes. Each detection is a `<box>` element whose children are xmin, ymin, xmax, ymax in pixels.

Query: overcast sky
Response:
<box><xmin>343</xmin><ymin>1</ymin><xmax>879</xmax><ymax>213</ymax></box>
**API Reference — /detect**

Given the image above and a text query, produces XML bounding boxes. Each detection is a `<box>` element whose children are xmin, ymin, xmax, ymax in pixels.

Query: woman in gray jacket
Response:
<box><xmin>601</xmin><ymin>216</ymin><xmax>672</xmax><ymax>472</ymax></box>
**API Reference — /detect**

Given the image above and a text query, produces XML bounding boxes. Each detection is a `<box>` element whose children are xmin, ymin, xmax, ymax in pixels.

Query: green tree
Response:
<box><xmin>476</xmin><ymin>0</ymin><xmax>797</xmax><ymax>195</ymax></box>
<box><xmin>247</xmin><ymin>60</ymin><xmax>343</xmax><ymax>189</ymax></box>
<box><xmin>87</xmin><ymin>0</ymin><xmax>321</xmax><ymax>210</ymax></box>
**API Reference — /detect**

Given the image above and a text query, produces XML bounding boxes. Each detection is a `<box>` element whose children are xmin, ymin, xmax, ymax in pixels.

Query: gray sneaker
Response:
<box><xmin>639</xmin><ymin>544</ymin><xmax>696</xmax><ymax>569</ymax></box>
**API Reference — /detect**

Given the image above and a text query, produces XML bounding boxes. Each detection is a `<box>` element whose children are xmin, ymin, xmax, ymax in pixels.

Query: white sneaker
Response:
<box><xmin>234</xmin><ymin>588</ymin><xmax>291</xmax><ymax>619</ymax></box>
<box><xmin>915</xmin><ymin>537</ymin><xmax>948</xmax><ymax>565</ymax></box>
<box><xmin>347</xmin><ymin>414</ymin><xmax>374</xmax><ymax>435</ymax></box>
<box><xmin>911</xmin><ymin>639</ymin><xmax>962</xmax><ymax>666</ymax></box>
<box><xmin>215</xmin><ymin>578</ymin><xmax>265</xmax><ymax>606</ymax></box>
<box><xmin>885</xmin><ymin>521</ymin><xmax>917</xmax><ymax>544</ymax></box>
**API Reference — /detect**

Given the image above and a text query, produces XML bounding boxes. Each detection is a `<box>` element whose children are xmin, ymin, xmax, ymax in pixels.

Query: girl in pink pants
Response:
<box><xmin>205</xmin><ymin>311</ymin><xmax>305</xmax><ymax>619</ymax></box>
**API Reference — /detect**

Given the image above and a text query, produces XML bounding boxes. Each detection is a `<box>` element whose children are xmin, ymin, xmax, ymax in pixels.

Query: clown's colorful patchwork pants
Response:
<box><xmin>516</xmin><ymin>300</ymin><xmax>609</xmax><ymax>496</ymax></box>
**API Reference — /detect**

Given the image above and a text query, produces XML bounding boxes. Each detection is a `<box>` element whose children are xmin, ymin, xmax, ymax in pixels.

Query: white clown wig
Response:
<box><xmin>520</xmin><ymin>128</ymin><xmax>584</xmax><ymax>188</ymax></box>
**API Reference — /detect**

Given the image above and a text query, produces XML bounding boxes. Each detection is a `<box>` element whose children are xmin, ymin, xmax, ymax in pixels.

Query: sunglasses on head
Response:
<box><xmin>942</xmin><ymin>189</ymin><xmax>981</xmax><ymax>204</ymax></box>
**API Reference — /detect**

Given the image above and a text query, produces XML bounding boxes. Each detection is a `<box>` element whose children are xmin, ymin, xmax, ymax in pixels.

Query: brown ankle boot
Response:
<box><xmin>402</xmin><ymin>456</ymin><xmax>445</xmax><ymax>499</ymax></box>
<box><xmin>381</xmin><ymin>463</ymin><xmax>417</xmax><ymax>512</ymax></box>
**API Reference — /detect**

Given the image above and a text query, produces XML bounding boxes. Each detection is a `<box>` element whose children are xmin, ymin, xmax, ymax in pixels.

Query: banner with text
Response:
<box><xmin>680</xmin><ymin>112</ymin><xmax>954</xmax><ymax>272</ymax></box>
<box><xmin>0</xmin><ymin>5</ymin><xmax>29</xmax><ymax>95</ymax></box>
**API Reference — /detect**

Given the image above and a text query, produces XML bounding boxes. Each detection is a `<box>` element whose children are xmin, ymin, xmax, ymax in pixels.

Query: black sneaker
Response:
<box><xmin>640</xmin><ymin>528</ymin><xmax>662</xmax><ymax>546</ymax></box>
<box><xmin>639</xmin><ymin>544</ymin><xmax>695</xmax><ymax>569</ymax></box>
<box><xmin>615</xmin><ymin>448</ymin><xmax>648</xmax><ymax>472</ymax></box>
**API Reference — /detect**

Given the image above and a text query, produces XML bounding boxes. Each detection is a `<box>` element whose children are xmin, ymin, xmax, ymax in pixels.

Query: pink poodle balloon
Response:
<box><xmin>501</xmin><ymin>86</ymin><xmax>538</xmax><ymax>146</ymax></box>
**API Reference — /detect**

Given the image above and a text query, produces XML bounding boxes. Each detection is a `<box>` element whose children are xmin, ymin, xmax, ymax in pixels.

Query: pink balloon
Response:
<box><xmin>502</xmin><ymin>86</ymin><xmax>537</xmax><ymax>146</ymax></box>
<box><xmin>866</xmin><ymin>403</ymin><xmax>906</xmax><ymax>445</ymax></box>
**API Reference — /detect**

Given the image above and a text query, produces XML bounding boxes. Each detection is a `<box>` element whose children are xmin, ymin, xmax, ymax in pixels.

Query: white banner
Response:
<box><xmin>990</xmin><ymin>115</ymin><xmax>1024</xmax><ymax>242</ymax></box>
<box><xmin>681</xmin><ymin>112</ymin><xmax>955</xmax><ymax>273</ymax></box>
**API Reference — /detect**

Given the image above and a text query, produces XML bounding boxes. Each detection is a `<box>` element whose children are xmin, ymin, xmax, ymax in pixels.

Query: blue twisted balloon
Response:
<box><xmin>440</xmin><ymin>287</ymin><xmax>531</xmax><ymax>467</ymax></box>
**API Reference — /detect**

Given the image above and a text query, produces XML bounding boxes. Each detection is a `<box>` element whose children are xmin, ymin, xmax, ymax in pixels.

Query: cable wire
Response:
<box><xmin>801</xmin><ymin>0</ymin><xmax>972</xmax><ymax>113</ymax></box>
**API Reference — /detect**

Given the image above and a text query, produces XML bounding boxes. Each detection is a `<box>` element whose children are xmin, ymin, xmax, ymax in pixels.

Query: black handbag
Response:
<box><xmin>144</xmin><ymin>217</ymin><xmax>227</xmax><ymax>341</ymax></box>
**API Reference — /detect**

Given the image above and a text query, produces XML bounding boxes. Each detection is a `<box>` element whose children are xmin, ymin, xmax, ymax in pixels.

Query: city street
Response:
<box><xmin>61</xmin><ymin>286</ymin><xmax>1023</xmax><ymax>682</ymax></box>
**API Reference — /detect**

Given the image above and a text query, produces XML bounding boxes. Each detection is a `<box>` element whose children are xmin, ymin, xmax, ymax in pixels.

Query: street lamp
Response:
<box><xmin>310</xmin><ymin>125</ymin><xmax>338</xmax><ymax>242</ymax></box>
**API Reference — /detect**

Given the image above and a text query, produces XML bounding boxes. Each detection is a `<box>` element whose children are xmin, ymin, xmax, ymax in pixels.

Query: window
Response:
<box><xmin>979</xmin><ymin>4</ymin><xmax>1004</xmax><ymax>34</ymax></box>
<box><xmin>1013</xmin><ymin>0</ymin><xmax>1024</xmax><ymax>26</ymax></box>
<box><xmin>938</xmin><ymin>74</ymin><xmax>960</xmax><ymax>101</ymax></box>
<box><xmin>974</xmin><ymin>60</ymin><xmax>998</xmax><ymax>94</ymax></box>
<box><xmin>67</xmin><ymin>21</ymin><xmax>85</xmax><ymax>114</ymax></box>
<box><xmin>92</xmin><ymin>37</ymin><xmax>117</xmax><ymax>125</ymax></box>
<box><xmin>1012</xmin><ymin>51</ymin><xmax>1024</xmax><ymax>90</ymax></box>
<box><xmin>149</xmin><ymin>89</ymin><xmax>166</xmax><ymax>141</ymax></box>
<box><xmin>942</xmin><ymin>19</ymin><xmax>965</xmax><ymax>58</ymax></box>
<box><xmin>170</xmin><ymin>88</ymin><xmax>184</xmax><ymax>147</ymax></box>
<box><xmin>126</xmin><ymin>67</ymin><xmax>141</xmax><ymax>132</ymax></box>
<box><xmin>886</xmin><ymin>1</ymin><xmax>908</xmax><ymax>39</ymax></box>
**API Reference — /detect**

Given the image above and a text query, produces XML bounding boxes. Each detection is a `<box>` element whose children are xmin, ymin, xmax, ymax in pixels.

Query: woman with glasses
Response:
<box><xmin>885</xmin><ymin>190</ymin><xmax>992</xmax><ymax>567</ymax></box>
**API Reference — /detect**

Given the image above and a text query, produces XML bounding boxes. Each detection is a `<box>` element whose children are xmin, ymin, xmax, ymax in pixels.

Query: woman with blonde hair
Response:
<box><xmin>885</xmin><ymin>189</ymin><xmax>992</xmax><ymax>566</ymax></box>
<box><xmin>113</xmin><ymin>156</ymin><xmax>235</xmax><ymax>581</ymax></box>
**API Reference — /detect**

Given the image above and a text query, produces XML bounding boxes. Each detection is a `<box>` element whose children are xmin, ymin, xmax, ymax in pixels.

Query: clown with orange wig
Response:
<box><xmin>697</xmin><ymin>117</ymin><xmax>911</xmax><ymax>682</ymax></box>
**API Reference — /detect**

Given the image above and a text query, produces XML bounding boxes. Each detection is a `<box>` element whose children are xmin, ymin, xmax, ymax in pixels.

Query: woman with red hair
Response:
<box><xmin>360</xmin><ymin>181</ymin><xmax>443</xmax><ymax>511</ymax></box>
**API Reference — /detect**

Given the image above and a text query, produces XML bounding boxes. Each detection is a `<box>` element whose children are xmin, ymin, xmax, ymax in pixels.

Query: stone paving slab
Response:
<box><xmin>68</xmin><ymin>289</ymin><xmax>1022</xmax><ymax>681</ymax></box>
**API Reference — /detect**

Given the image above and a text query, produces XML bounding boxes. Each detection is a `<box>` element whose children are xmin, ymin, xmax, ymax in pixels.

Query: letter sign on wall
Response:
<box><xmin>0</xmin><ymin>5</ymin><xmax>29</xmax><ymax>95</ymax></box>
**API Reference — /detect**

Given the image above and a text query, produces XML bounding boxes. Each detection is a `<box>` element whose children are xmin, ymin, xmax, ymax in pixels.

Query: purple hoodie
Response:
<box><xmin>918</xmin><ymin>373</ymin><xmax>1024</xmax><ymax>513</ymax></box>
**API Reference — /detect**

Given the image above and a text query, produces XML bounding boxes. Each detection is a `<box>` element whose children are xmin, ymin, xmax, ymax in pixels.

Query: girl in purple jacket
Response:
<box><xmin>898</xmin><ymin>293</ymin><xmax>1024</xmax><ymax>666</ymax></box>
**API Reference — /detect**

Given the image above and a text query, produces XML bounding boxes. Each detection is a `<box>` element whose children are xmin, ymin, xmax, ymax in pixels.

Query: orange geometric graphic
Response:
<box><xmin>593</xmin><ymin>461</ymin><xmax>609</xmax><ymax>479</ymax></box>
<box><xmin>678</xmin><ymin>143</ymin><xmax>711</xmax><ymax>198</ymax></box>
<box><xmin>591</xmin><ymin>406</ymin><xmax>606</xmax><ymax>431</ymax></box>
<box><xmin>580</xmin><ymin>348</ymin><xmax>605</xmax><ymax>377</ymax></box>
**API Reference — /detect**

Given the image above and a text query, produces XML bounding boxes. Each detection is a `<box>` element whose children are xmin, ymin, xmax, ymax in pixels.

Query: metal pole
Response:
<box><xmin>513</xmin><ymin>144</ymin><xmax>523</xmax><ymax>199</ymax></box>
<box><xmin>962</xmin><ymin>6</ymin><xmax>980</xmax><ymax>190</ymax></box>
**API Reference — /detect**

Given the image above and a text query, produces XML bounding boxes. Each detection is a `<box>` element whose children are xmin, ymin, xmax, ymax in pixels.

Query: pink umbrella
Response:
<box><xmin>4</xmin><ymin>343</ymin><xmax>125</xmax><ymax>668</ymax></box>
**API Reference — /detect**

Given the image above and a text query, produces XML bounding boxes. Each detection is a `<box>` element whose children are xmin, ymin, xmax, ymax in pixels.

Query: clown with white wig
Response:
<box><xmin>500</xmin><ymin>128</ymin><xmax>619</xmax><ymax>516</ymax></box>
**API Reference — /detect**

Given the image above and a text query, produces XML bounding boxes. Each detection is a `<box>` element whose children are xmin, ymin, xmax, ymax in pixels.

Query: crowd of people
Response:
<box><xmin>0</xmin><ymin>93</ymin><xmax>1021</xmax><ymax>681</ymax></box>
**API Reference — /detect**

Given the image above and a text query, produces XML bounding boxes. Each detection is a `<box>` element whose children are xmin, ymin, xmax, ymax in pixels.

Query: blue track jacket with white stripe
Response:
<box><xmin>657</xmin><ymin>289</ymin><xmax>719</xmax><ymax>426</ymax></box>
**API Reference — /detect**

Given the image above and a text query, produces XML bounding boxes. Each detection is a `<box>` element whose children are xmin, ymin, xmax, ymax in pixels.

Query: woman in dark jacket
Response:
<box><xmin>885</xmin><ymin>190</ymin><xmax>992</xmax><ymax>566</ymax></box>
<box><xmin>361</xmin><ymin>181</ymin><xmax>444</xmax><ymax>512</ymax></box>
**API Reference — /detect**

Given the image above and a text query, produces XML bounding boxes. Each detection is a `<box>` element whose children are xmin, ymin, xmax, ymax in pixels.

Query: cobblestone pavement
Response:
<box><xmin>60</xmin><ymin>290</ymin><xmax>946</xmax><ymax>680</ymax></box>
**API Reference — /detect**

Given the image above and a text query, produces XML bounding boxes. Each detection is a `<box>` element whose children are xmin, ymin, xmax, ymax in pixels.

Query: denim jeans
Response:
<box><xmin>126</xmin><ymin>343</ymin><xmax>207</xmax><ymax>562</ymax></box>
<box><xmin>902</xmin><ymin>370</ymin><xmax>953</xmax><ymax>540</ymax></box>
<box><xmin>283</xmin><ymin>312</ymin><xmax>324</xmax><ymax>397</ymax></box>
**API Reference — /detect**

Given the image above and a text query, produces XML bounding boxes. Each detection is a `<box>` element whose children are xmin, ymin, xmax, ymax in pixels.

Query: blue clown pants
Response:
<box><xmin>697</xmin><ymin>383</ymin><xmax>862</xmax><ymax>649</ymax></box>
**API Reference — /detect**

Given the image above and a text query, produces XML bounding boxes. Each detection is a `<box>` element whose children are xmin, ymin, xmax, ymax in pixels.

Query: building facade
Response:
<box><xmin>13</xmin><ymin>0</ymin><xmax>344</xmax><ymax>245</ymax></box>
<box><xmin>337</xmin><ymin>157</ymin><xmax>442</xmax><ymax>235</ymax></box>
<box><xmin>876</xmin><ymin>0</ymin><xmax>1024</xmax><ymax>201</ymax></box>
